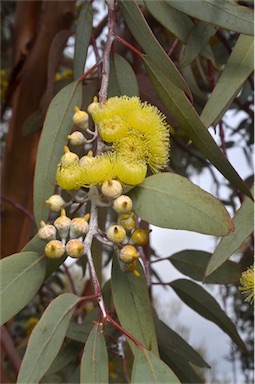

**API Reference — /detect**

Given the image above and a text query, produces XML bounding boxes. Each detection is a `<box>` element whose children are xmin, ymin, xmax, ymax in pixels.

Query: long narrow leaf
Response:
<box><xmin>17</xmin><ymin>293</ymin><xmax>80</xmax><ymax>383</ymax></box>
<box><xmin>0</xmin><ymin>252</ymin><xmax>46</xmax><ymax>325</ymax></box>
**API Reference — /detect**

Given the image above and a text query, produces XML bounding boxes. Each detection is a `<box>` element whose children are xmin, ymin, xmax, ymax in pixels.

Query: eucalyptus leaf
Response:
<box><xmin>73</xmin><ymin>1</ymin><xmax>93</xmax><ymax>80</ymax></box>
<box><xmin>33</xmin><ymin>80</ymin><xmax>82</xmax><ymax>226</ymax></box>
<box><xmin>165</xmin><ymin>0</ymin><xmax>254</xmax><ymax>35</ymax></box>
<box><xmin>80</xmin><ymin>325</ymin><xmax>109</xmax><ymax>384</ymax></box>
<box><xmin>46</xmin><ymin>340</ymin><xmax>83</xmax><ymax>376</ymax></box>
<box><xmin>17</xmin><ymin>293</ymin><xmax>80</xmax><ymax>384</ymax></box>
<box><xmin>143</xmin><ymin>55</ymin><xmax>252</xmax><ymax>199</ymax></box>
<box><xmin>205</xmin><ymin>187</ymin><xmax>254</xmax><ymax>277</ymax></box>
<box><xmin>129</xmin><ymin>173</ymin><xmax>233</xmax><ymax>236</ymax></box>
<box><xmin>0</xmin><ymin>252</ymin><xmax>46</xmax><ymax>326</ymax></box>
<box><xmin>111</xmin><ymin>257</ymin><xmax>159</xmax><ymax>356</ymax></box>
<box><xmin>169</xmin><ymin>279</ymin><xmax>247</xmax><ymax>351</ymax></box>
<box><xmin>108</xmin><ymin>54</ymin><xmax>139</xmax><ymax>97</ymax></box>
<box><xmin>169</xmin><ymin>250</ymin><xmax>241</xmax><ymax>284</ymax></box>
<box><xmin>200</xmin><ymin>34</ymin><xmax>254</xmax><ymax>128</ymax></box>
<box><xmin>131</xmin><ymin>347</ymin><xmax>180</xmax><ymax>383</ymax></box>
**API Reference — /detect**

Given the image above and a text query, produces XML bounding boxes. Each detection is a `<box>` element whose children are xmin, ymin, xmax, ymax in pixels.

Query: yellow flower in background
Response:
<box><xmin>239</xmin><ymin>264</ymin><xmax>254</xmax><ymax>304</ymax></box>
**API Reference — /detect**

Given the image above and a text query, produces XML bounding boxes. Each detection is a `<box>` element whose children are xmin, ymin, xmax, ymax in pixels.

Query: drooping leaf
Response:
<box><xmin>165</xmin><ymin>0</ymin><xmax>254</xmax><ymax>35</ymax></box>
<box><xmin>131</xmin><ymin>347</ymin><xmax>180</xmax><ymax>383</ymax></box>
<box><xmin>108</xmin><ymin>54</ymin><xmax>139</xmax><ymax>97</ymax></box>
<box><xmin>111</xmin><ymin>257</ymin><xmax>159</xmax><ymax>356</ymax></box>
<box><xmin>205</xmin><ymin>187</ymin><xmax>254</xmax><ymax>277</ymax></box>
<box><xmin>46</xmin><ymin>340</ymin><xmax>83</xmax><ymax>376</ymax></box>
<box><xmin>143</xmin><ymin>55</ymin><xmax>253</xmax><ymax>199</ymax></box>
<box><xmin>169</xmin><ymin>279</ymin><xmax>247</xmax><ymax>351</ymax></box>
<box><xmin>200</xmin><ymin>34</ymin><xmax>254</xmax><ymax>128</ymax></box>
<box><xmin>73</xmin><ymin>1</ymin><xmax>93</xmax><ymax>80</ymax></box>
<box><xmin>118</xmin><ymin>0</ymin><xmax>191</xmax><ymax>97</ymax></box>
<box><xmin>80</xmin><ymin>325</ymin><xmax>109</xmax><ymax>384</ymax></box>
<box><xmin>0</xmin><ymin>252</ymin><xmax>46</xmax><ymax>326</ymax></box>
<box><xmin>129</xmin><ymin>173</ymin><xmax>233</xmax><ymax>236</ymax></box>
<box><xmin>33</xmin><ymin>80</ymin><xmax>82</xmax><ymax>227</ymax></box>
<box><xmin>168</xmin><ymin>250</ymin><xmax>241</xmax><ymax>284</ymax></box>
<box><xmin>17</xmin><ymin>293</ymin><xmax>80</xmax><ymax>384</ymax></box>
<box><xmin>180</xmin><ymin>21</ymin><xmax>217</xmax><ymax>67</ymax></box>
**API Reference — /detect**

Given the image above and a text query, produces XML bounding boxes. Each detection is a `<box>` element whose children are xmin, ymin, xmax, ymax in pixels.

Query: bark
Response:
<box><xmin>1</xmin><ymin>0</ymin><xmax>76</xmax><ymax>257</ymax></box>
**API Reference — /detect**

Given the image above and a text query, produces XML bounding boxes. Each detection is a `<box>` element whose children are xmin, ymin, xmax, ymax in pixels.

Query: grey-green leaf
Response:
<box><xmin>33</xmin><ymin>80</ymin><xmax>82</xmax><ymax>226</ymax></box>
<box><xmin>0</xmin><ymin>252</ymin><xmax>46</xmax><ymax>326</ymax></box>
<box><xmin>129</xmin><ymin>173</ymin><xmax>233</xmax><ymax>236</ymax></box>
<box><xmin>205</xmin><ymin>187</ymin><xmax>254</xmax><ymax>277</ymax></box>
<box><xmin>73</xmin><ymin>2</ymin><xmax>93</xmax><ymax>80</ymax></box>
<box><xmin>165</xmin><ymin>0</ymin><xmax>254</xmax><ymax>35</ymax></box>
<box><xmin>111</xmin><ymin>257</ymin><xmax>159</xmax><ymax>356</ymax></box>
<box><xmin>17</xmin><ymin>293</ymin><xmax>80</xmax><ymax>384</ymax></box>
<box><xmin>200</xmin><ymin>34</ymin><xmax>254</xmax><ymax>128</ymax></box>
<box><xmin>108</xmin><ymin>53</ymin><xmax>139</xmax><ymax>97</ymax></box>
<box><xmin>143</xmin><ymin>54</ymin><xmax>252</xmax><ymax>199</ymax></box>
<box><xmin>131</xmin><ymin>347</ymin><xmax>180</xmax><ymax>383</ymax></box>
<box><xmin>169</xmin><ymin>250</ymin><xmax>241</xmax><ymax>284</ymax></box>
<box><xmin>169</xmin><ymin>279</ymin><xmax>247</xmax><ymax>351</ymax></box>
<box><xmin>80</xmin><ymin>325</ymin><xmax>109</xmax><ymax>384</ymax></box>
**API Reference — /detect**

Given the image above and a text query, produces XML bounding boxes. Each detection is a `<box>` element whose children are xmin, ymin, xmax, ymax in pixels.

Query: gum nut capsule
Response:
<box><xmin>119</xmin><ymin>245</ymin><xmax>139</xmax><ymax>264</ymax></box>
<box><xmin>69</xmin><ymin>213</ymin><xmax>90</xmax><ymax>239</ymax></box>
<box><xmin>113</xmin><ymin>195</ymin><xmax>133</xmax><ymax>214</ymax></box>
<box><xmin>45</xmin><ymin>194</ymin><xmax>65</xmax><ymax>212</ymax></box>
<box><xmin>54</xmin><ymin>208</ymin><xmax>71</xmax><ymax>241</ymax></box>
<box><xmin>107</xmin><ymin>225</ymin><xmax>126</xmax><ymax>244</ymax></box>
<box><xmin>37</xmin><ymin>220</ymin><xmax>56</xmax><ymax>242</ymax></box>
<box><xmin>101</xmin><ymin>180</ymin><xmax>123</xmax><ymax>199</ymax></box>
<box><xmin>67</xmin><ymin>131</ymin><xmax>87</xmax><ymax>146</ymax></box>
<box><xmin>45</xmin><ymin>240</ymin><xmax>65</xmax><ymax>259</ymax></box>
<box><xmin>66</xmin><ymin>239</ymin><xmax>84</xmax><ymax>258</ymax></box>
<box><xmin>130</xmin><ymin>229</ymin><xmax>152</xmax><ymax>246</ymax></box>
<box><xmin>72</xmin><ymin>106</ymin><xmax>89</xmax><ymax>130</ymax></box>
<box><xmin>118</xmin><ymin>211</ymin><xmax>136</xmax><ymax>231</ymax></box>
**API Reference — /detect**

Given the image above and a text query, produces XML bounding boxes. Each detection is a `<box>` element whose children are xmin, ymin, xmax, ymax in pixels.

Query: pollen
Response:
<box><xmin>80</xmin><ymin>153</ymin><xmax>116</xmax><ymax>187</ymax></box>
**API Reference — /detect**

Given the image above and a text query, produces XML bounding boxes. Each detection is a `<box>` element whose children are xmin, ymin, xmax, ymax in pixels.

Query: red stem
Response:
<box><xmin>114</xmin><ymin>34</ymin><xmax>142</xmax><ymax>57</ymax></box>
<box><xmin>1</xmin><ymin>195</ymin><xmax>35</xmax><ymax>223</ymax></box>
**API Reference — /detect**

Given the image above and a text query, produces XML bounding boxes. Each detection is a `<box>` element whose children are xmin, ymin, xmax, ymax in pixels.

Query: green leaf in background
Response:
<box><xmin>131</xmin><ymin>347</ymin><xmax>180</xmax><ymax>383</ymax></box>
<box><xmin>17</xmin><ymin>293</ymin><xmax>80</xmax><ymax>384</ymax></box>
<box><xmin>80</xmin><ymin>324</ymin><xmax>109</xmax><ymax>384</ymax></box>
<box><xmin>73</xmin><ymin>1</ymin><xmax>93</xmax><ymax>80</ymax></box>
<box><xmin>0</xmin><ymin>252</ymin><xmax>46</xmax><ymax>326</ymax></box>
<box><xmin>108</xmin><ymin>53</ymin><xmax>139</xmax><ymax>97</ymax></box>
<box><xmin>111</xmin><ymin>257</ymin><xmax>159</xmax><ymax>356</ymax></box>
<box><xmin>205</xmin><ymin>187</ymin><xmax>254</xmax><ymax>277</ymax></box>
<box><xmin>129</xmin><ymin>173</ymin><xmax>233</xmax><ymax>236</ymax></box>
<box><xmin>168</xmin><ymin>250</ymin><xmax>241</xmax><ymax>284</ymax></box>
<box><xmin>180</xmin><ymin>21</ymin><xmax>217</xmax><ymax>67</ymax></box>
<box><xmin>118</xmin><ymin>0</ymin><xmax>191</xmax><ymax>97</ymax></box>
<box><xmin>143</xmin><ymin>55</ymin><xmax>253</xmax><ymax>199</ymax></box>
<box><xmin>165</xmin><ymin>0</ymin><xmax>254</xmax><ymax>35</ymax></box>
<box><xmin>22</xmin><ymin>110</ymin><xmax>43</xmax><ymax>136</ymax></box>
<box><xmin>33</xmin><ymin>80</ymin><xmax>82</xmax><ymax>227</ymax></box>
<box><xmin>200</xmin><ymin>34</ymin><xmax>254</xmax><ymax>128</ymax></box>
<box><xmin>155</xmin><ymin>317</ymin><xmax>209</xmax><ymax>383</ymax></box>
<box><xmin>169</xmin><ymin>279</ymin><xmax>247</xmax><ymax>351</ymax></box>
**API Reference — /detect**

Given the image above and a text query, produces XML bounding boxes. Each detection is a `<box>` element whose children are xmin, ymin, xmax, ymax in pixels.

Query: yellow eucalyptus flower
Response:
<box><xmin>114</xmin><ymin>157</ymin><xmax>147</xmax><ymax>186</ymax></box>
<box><xmin>56</xmin><ymin>147</ymin><xmax>84</xmax><ymax>190</ymax></box>
<box><xmin>239</xmin><ymin>264</ymin><xmax>254</xmax><ymax>304</ymax></box>
<box><xmin>81</xmin><ymin>153</ymin><xmax>116</xmax><ymax>187</ymax></box>
<box><xmin>98</xmin><ymin>116</ymin><xmax>129</xmax><ymax>143</ymax></box>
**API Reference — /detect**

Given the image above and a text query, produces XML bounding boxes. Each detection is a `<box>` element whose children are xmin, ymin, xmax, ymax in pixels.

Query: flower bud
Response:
<box><xmin>118</xmin><ymin>211</ymin><xmax>136</xmax><ymax>231</ymax></box>
<box><xmin>118</xmin><ymin>259</ymin><xmax>140</xmax><ymax>277</ymax></box>
<box><xmin>101</xmin><ymin>179</ymin><xmax>122</xmax><ymax>199</ymax></box>
<box><xmin>37</xmin><ymin>220</ymin><xmax>56</xmax><ymax>242</ymax></box>
<box><xmin>68</xmin><ymin>131</ymin><xmax>87</xmax><ymax>146</ymax></box>
<box><xmin>45</xmin><ymin>240</ymin><xmax>65</xmax><ymax>259</ymax></box>
<box><xmin>66</xmin><ymin>239</ymin><xmax>84</xmax><ymax>258</ymax></box>
<box><xmin>119</xmin><ymin>245</ymin><xmax>139</xmax><ymax>264</ymax></box>
<box><xmin>107</xmin><ymin>225</ymin><xmax>126</xmax><ymax>244</ymax></box>
<box><xmin>45</xmin><ymin>194</ymin><xmax>65</xmax><ymax>212</ymax></box>
<box><xmin>73</xmin><ymin>106</ymin><xmax>89</xmax><ymax>130</ymax></box>
<box><xmin>54</xmin><ymin>208</ymin><xmax>71</xmax><ymax>241</ymax></box>
<box><xmin>69</xmin><ymin>213</ymin><xmax>90</xmax><ymax>239</ymax></box>
<box><xmin>60</xmin><ymin>146</ymin><xmax>79</xmax><ymax>164</ymax></box>
<box><xmin>130</xmin><ymin>229</ymin><xmax>152</xmax><ymax>246</ymax></box>
<box><xmin>113</xmin><ymin>195</ymin><xmax>133</xmax><ymax>214</ymax></box>
<box><xmin>79</xmin><ymin>150</ymin><xmax>94</xmax><ymax>167</ymax></box>
<box><xmin>87</xmin><ymin>97</ymin><xmax>100</xmax><ymax>118</ymax></box>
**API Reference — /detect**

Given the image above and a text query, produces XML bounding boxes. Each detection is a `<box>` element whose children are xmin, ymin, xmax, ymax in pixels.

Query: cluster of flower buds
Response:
<box><xmin>37</xmin><ymin>208</ymin><xmax>90</xmax><ymax>260</ymax></box>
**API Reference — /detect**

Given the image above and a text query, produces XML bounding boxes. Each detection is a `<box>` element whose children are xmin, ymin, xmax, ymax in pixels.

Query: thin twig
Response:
<box><xmin>1</xmin><ymin>195</ymin><xmax>35</xmax><ymax>223</ymax></box>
